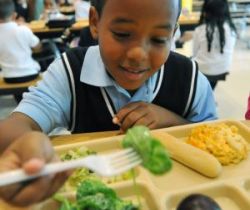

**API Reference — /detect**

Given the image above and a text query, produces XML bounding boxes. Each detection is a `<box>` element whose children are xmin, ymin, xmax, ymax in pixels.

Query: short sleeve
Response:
<box><xmin>13</xmin><ymin>58</ymin><xmax>71</xmax><ymax>133</ymax></box>
<box><xmin>20</xmin><ymin>25</ymin><xmax>40</xmax><ymax>48</ymax></box>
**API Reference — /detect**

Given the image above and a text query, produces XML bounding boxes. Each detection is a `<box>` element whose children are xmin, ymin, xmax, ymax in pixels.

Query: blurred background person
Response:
<box><xmin>13</xmin><ymin>0</ymin><xmax>28</xmax><ymax>22</ymax></box>
<box><xmin>192</xmin><ymin>0</ymin><xmax>237</xmax><ymax>90</ymax></box>
<box><xmin>74</xmin><ymin>0</ymin><xmax>90</xmax><ymax>20</ymax></box>
<box><xmin>0</xmin><ymin>0</ymin><xmax>41</xmax><ymax>101</ymax></box>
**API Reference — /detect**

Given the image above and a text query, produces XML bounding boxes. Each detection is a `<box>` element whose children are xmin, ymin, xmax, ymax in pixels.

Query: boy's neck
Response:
<box><xmin>106</xmin><ymin>70</ymin><xmax>138</xmax><ymax>96</ymax></box>
<box><xmin>127</xmin><ymin>90</ymin><xmax>137</xmax><ymax>97</ymax></box>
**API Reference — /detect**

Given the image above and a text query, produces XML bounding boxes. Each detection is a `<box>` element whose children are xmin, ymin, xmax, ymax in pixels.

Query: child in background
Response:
<box><xmin>192</xmin><ymin>0</ymin><xmax>237</xmax><ymax>90</ymax></box>
<box><xmin>74</xmin><ymin>0</ymin><xmax>90</xmax><ymax>20</ymax></box>
<box><xmin>0</xmin><ymin>0</ymin><xmax>217</xmax><ymax>206</ymax></box>
<box><xmin>13</xmin><ymin>0</ymin><xmax>28</xmax><ymax>22</ymax></box>
<box><xmin>246</xmin><ymin>94</ymin><xmax>250</xmax><ymax>120</ymax></box>
<box><xmin>0</xmin><ymin>0</ymin><xmax>41</xmax><ymax>83</ymax></box>
<box><xmin>40</xmin><ymin>0</ymin><xmax>59</xmax><ymax>20</ymax></box>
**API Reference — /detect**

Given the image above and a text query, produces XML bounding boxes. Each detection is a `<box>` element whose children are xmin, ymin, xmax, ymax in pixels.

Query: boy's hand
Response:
<box><xmin>113</xmin><ymin>101</ymin><xmax>188</xmax><ymax>132</ymax></box>
<box><xmin>0</xmin><ymin>132</ymin><xmax>70</xmax><ymax>207</ymax></box>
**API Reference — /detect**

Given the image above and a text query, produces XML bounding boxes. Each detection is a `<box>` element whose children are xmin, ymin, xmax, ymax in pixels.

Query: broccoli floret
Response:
<box><xmin>122</xmin><ymin>126</ymin><xmax>172</xmax><ymax>175</ymax></box>
<box><xmin>54</xmin><ymin>194</ymin><xmax>77</xmax><ymax>210</ymax></box>
<box><xmin>76</xmin><ymin>179</ymin><xmax>116</xmax><ymax>200</ymax></box>
<box><xmin>54</xmin><ymin>179</ymin><xmax>139</xmax><ymax>210</ymax></box>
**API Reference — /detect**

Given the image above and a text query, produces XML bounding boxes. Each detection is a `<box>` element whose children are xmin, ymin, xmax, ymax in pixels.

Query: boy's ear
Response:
<box><xmin>89</xmin><ymin>6</ymin><xmax>99</xmax><ymax>40</ymax></box>
<box><xmin>173</xmin><ymin>23</ymin><xmax>179</xmax><ymax>36</ymax></box>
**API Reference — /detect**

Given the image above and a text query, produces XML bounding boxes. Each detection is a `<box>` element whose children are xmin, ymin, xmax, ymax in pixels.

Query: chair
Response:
<box><xmin>78</xmin><ymin>26</ymin><xmax>98</xmax><ymax>47</ymax></box>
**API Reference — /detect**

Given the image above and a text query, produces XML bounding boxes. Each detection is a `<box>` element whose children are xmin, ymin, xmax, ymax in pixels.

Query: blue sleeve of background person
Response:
<box><xmin>13</xmin><ymin>58</ymin><xmax>71</xmax><ymax>133</ymax></box>
<box><xmin>187</xmin><ymin>71</ymin><xmax>218</xmax><ymax>122</ymax></box>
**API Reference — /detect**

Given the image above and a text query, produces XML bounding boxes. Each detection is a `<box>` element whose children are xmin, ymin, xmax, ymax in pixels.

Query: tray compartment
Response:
<box><xmin>54</xmin><ymin>136</ymin><xmax>144</xmax><ymax>188</ymax></box>
<box><xmin>163</xmin><ymin>120</ymin><xmax>250</xmax><ymax>142</ymax></box>
<box><xmin>34</xmin><ymin>181</ymin><xmax>161</xmax><ymax>210</ymax></box>
<box><xmin>242</xmin><ymin>178</ymin><xmax>250</xmax><ymax>195</ymax></box>
<box><xmin>148</xmin><ymin>120</ymin><xmax>250</xmax><ymax>191</ymax></box>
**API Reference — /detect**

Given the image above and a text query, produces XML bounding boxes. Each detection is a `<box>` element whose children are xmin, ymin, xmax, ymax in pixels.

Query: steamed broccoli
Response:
<box><xmin>55</xmin><ymin>179</ymin><xmax>139</xmax><ymax>210</ymax></box>
<box><xmin>122</xmin><ymin>126</ymin><xmax>172</xmax><ymax>175</ymax></box>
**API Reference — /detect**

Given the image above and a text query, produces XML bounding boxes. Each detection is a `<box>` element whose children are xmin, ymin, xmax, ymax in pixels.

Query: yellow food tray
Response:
<box><xmin>34</xmin><ymin>119</ymin><xmax>250</xmax><ymax>210</ymax></box>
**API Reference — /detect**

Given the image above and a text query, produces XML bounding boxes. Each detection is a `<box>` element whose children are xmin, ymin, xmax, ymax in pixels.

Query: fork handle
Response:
<box><xmin>0</xmin><ymin>157</ymin><xmax>91</xmax><ymax>187</ymax></box>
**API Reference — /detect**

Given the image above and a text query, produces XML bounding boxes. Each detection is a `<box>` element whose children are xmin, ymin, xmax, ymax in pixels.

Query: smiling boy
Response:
<box><xmin>0</xmin><ymin>0</ymin><xmax>216</xmax><ymax>206</ymax></box>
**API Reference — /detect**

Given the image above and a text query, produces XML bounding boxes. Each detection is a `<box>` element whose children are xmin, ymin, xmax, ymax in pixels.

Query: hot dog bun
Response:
<box><xmin>151</xmin><ymin>131</ymin><xmax>222</xmax><ymax>178</ymax></box>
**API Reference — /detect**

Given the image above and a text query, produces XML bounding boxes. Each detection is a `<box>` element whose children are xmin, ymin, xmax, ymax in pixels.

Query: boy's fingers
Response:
<box><xmin>119</xmin><ymin>104</ymin><xmax>150</xmax><ymax>131</ymax></box>
<box><xmin>0</xmin><ymin>131</ymin><xmax>61</xmax><ymax>205</ymax></box>
<box><xmin>0</xmin><ymin>155</ymin><xmax>69</xmax><ymax>206</ymax></box>
<box><xmin>9</xmin><ymin>168</ymin><xmax>71</xmax><ymax>206</ymax></box>
<box><xmin>45</xmin><ymin>170</ymin><xmax>72</xmax><ymax>198</ymax></box>
<box><xmin>112</xmin><ymin>117</ymin><xmax>121</xmax><ymax>126</ymax></box>
<box><xmin>14</xmin><ymin>132</ymin><xmax>54</xmax><ymax>163</ymax></box>
<box><xmin>115</xmin><ymin>102</ymin><xmax>141</xmax><ymax>124</ymax></box>
<box><xmin>22</xmin><ymin>158</ymin><xmax>45</xmax><ymax>174</ymax></box>
<box><xmin>7</xmin><ymin>175</ymin><xmax>55</xmax><ymax>206</ymax></box>
<box><xmin>10</xmin><ymin>132</ymin><xmax>55</xmax><ymax>173</ymax></box>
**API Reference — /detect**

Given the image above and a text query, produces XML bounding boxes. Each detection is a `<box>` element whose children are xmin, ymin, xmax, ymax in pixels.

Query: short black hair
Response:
<box><xmin>0</xmin><ymin>0</ymin><xmax>15</xmax><ymax>20</ymax></box>
<box><xmin>90</xmin><ymin>0</ymin><xmax>106</xmax><ymax>16</ymax></box>
<box><xmin>91</xmin><ymin>0</ymin><xmax>182</xmax><ymax>19</ymax></box>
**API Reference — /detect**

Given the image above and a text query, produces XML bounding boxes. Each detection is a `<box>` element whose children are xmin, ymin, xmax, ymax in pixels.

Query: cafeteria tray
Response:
<box><xmin>35</xmin><ymin>119</ymin><xmax>250</xmax><ymax>210</ymax></box>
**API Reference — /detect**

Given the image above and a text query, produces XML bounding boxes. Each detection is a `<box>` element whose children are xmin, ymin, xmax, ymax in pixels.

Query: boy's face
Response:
<box><xmin>90</xmin><ymin>0</ymin><xmax>178</xmax><ymax>90</ymax></box>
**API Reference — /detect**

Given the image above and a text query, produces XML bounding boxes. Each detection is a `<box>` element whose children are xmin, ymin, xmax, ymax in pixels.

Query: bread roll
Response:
<box><xmin>151</xmin><ymin>131</ymin><xmax>222</xmax><ymax>178</ymax></box>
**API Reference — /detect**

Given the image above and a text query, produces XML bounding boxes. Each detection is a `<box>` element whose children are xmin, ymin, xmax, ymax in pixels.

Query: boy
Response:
<box><xmin>0</xmin><ymin>0</ymin><xmax>217</xmax><ymax>206</ymax></box>
<box><xmin>0</xmin><ymin>0</ymin><xmax>41</xmax><ymax>83</ymax></box>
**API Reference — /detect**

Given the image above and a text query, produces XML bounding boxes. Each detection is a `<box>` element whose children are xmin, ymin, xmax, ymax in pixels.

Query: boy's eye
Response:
<box><xmin>151</xmin><ymin>37</ymin><xmax>170</xmax><ymax>45</ymax></box>
<box><xmin>112</xmin><ymin>31</ymin><xmax>130</xmax><ymax>39</ymax></box>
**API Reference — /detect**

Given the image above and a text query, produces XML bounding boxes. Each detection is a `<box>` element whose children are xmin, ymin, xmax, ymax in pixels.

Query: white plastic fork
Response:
<box><xmin>0</xmin><ymin>148</ymin><xmax>142</xmax><ymax>187</ymax></box>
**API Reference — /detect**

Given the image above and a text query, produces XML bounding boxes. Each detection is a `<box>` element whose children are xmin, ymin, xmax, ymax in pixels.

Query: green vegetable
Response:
<box><xmin>59</xmin><ymin>146</ymin><xmax>134</xmax><ymax>192</ymax></box>
<box><xmin>53</xmin><ymin>194</ymin><xmax>76</xmax><ymax>210</ymax></box>
<box><xmin>122</xmin><ymin>126</ymin><xmax>172</xmax><ymax>174</ymax></box>
<box><xmin>55</xmin><ymin>179</ymin><xmax>139</xmax><ymax>210</ymax></box>
<box><xmin>60</xmin><ymin>147</ymin><xmax>96</xmax><ymax>161</ymax></box>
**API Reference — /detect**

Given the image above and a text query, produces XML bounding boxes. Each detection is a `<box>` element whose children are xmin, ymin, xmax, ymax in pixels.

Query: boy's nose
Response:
<box><xmin>126</xmin><ymin>46</ymin><xmax>149</xmax><ymax>64</ymax></box>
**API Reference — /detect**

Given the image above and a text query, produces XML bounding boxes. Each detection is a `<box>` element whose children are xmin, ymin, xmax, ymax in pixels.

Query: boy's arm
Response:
<box><xmin>113</xmin><ymin>102</ymin><xmax>189</xmax><ymax>132</ymax></box>
<box><xmin>0</xmin><ymin>113</ymin><xmax>71</xmax><ymax>206</ymax></box>
<box><xmin>32</xmin><ymin>42</ymin><xmax>42</xmax><ymax>53</ymax></box>
<box><xmin>0</xmin><ymin>58</ymin><xmax>73</xmax><ymax>205</ymax></box>
<box><xmin>0</xmin><ymin>131</ymin><xmax>70</xmax><ymax>206</ymax></box>
<box><xmin>113</xmin><ymin>72</ymin><xmax>217</xmax><ymax>132</ymax></box>
<box><xmin>0</xmin><ymin>112</ymin><xmax>41</xmax><ymax>152</ymax></box>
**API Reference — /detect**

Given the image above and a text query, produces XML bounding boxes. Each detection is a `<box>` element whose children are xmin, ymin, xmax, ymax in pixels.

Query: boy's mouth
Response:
<box><xmin>119</xmin><ymin>65</ymin><xmax>150</xmax><ymax>81</ymax></box>
<box><xmin>120</xmin><ymin>66</ymin><xmax>149</xmax><ymax>74</ymax></box>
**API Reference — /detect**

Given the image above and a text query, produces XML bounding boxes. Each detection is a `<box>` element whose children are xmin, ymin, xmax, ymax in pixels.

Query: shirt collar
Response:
<box><xmin>80</xmin><ymin>45</ymin><xmax>114</xmax><ymax>87</ymax></box>
<box><xmin>80</xmin><ymin>45</ymin><xmax>163</xmax><ymax>99</ymax></box>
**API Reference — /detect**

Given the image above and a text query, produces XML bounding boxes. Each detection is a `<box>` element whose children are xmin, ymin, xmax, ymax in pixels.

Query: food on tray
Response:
<box><xmin>122</xmin><ymin>126</ymin><xmax>172</xmax><ymax>175</ymax></box>
<box><xmin>186</xmin><ymin>123</ymin><xmax>249</xmax><ymax>165</ymax></box>
<box><xmin>60</xmin><ymin>146</ymin><xmax>133</xmax><ymax>191</ymax></box>
<box><xmin>54</xmin><ymin>179</ymin><xmax>139</xmax><ymax>210</ymax></box>
<box><xmin>152</xmin><ymin>131</ymin><xmax>222</xmax><ymax>178</ymax></box>
<box><xmin>176</xmin><ymin>194</ymin><xmax>221</xmax><ymax>210</ymax></box>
